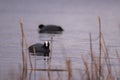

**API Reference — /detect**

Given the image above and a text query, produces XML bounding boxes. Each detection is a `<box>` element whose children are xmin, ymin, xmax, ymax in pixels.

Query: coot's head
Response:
<box><xmin>39</xmin><ymin>24</ymin><xmax>44</xmax><ymax>29</ymax></box>
<box><xmin>43</xmin><ymin>41</ymin><xmax>50</xmax><ymax>48</ymax></box>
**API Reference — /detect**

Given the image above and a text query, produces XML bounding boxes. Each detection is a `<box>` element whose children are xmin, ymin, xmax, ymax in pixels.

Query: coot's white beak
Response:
<box><xmin>45</xmin><ymin>41</ymin><xmax>49</xmax><ymax>47</ymax></box>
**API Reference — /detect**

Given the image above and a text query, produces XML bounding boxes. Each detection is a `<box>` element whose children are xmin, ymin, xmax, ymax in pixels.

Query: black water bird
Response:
<box><xmin>38</xmin><ymin>24</ymin><xmax>64</xmax><ymax>34</ymax></box>
<box><xmin>28</xmin><ymin>41</ymin><xmax>50</xmax><ymax>57</ymax></box>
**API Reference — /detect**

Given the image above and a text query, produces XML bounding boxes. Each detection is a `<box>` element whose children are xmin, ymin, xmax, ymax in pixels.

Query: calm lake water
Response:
<box><xmin>0</xmin><ymin>0</ymin><xmax>120</xmax><ymax>79</ymax></box>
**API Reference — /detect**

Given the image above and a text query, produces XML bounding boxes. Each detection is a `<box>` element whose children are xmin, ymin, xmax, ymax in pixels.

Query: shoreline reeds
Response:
<box><xmin>17</xmin><ymin>17</ymin><xmax>120</xmax><ymax>80</ymax></box>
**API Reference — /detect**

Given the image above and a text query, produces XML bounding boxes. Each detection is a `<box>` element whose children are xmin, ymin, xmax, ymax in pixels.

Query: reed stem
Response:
<box><xmin>19</xmin><ymin>19</ymin><xmax>26</xmax><ymax>70</ymax></box>
<box><xmin>89</xmin><ymin>33</ymin><xmax>94</xmax><ymax>80</ymax></box>
<box><xmin>19</xmin><ymin>19</ymin><xmax>33</xmax><ymax>69</ymax></box>
<box><xmin>19</xmin><ymin>19</ymin><xmax>28</xmax><ymax>80</ymax></box>
<box><xmin>98</xmin><ymin>16</ymin><xmax>102</xmax><ymax>80</ymax></box>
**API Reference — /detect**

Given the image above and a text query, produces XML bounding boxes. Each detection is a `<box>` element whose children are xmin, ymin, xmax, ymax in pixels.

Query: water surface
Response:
<box><xmin>0</xmin><ymin>0</ymin><xmax>120</xmax><ymax>79</ymax></box>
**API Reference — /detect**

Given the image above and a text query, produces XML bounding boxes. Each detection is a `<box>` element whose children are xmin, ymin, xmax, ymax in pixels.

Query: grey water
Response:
<box><xmin>0</xmin><ymin>0</ymin><xmax>120</xmax><ymax>79</ymax></box>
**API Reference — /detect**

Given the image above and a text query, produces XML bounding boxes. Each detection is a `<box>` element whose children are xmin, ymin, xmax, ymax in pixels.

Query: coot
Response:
<box><xmin>38</xmin><ymin>24</ymin><xmax>64</xmax><ymax>33</ymax></box>
<box><xmin>28</xmin><ymin>41</ymin><xmax>50</xmax><ymax>56</ymax></box>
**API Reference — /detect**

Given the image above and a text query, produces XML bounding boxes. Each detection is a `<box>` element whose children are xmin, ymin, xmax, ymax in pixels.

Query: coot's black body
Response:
<box><xmin>28</xmin><ymin>41</ymin><xmax>50</xmax><ymax>56</ymax></box>
<box><xmin>38</xmin><ymin>24</ymin><xmax>64</xmax><ymax>34</ymax></box>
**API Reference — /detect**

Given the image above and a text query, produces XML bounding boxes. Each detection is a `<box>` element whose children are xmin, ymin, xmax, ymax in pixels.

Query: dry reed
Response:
<box><xmin>66</xmin><ymin>59</ymin><xmax>73</xmax><ymax>80</ymax></box>
<box><xmin>98</xmin><ymin>16</ymin><xmax>102</xmax><ymax>80</ymax></box>
<box><xmin>19</xmin><ymin>19</ymin><xmax>33</xmax><ymax>69</ymax></box>
<box><xmin>81</xmin><ymin>54</ymin><xmax>90</xmax><ymax>80</ymax></box>
<box><xmin>19</xmin><ymin>19</ymin><xmax>28</xmax><ymax>80</ymax></box>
